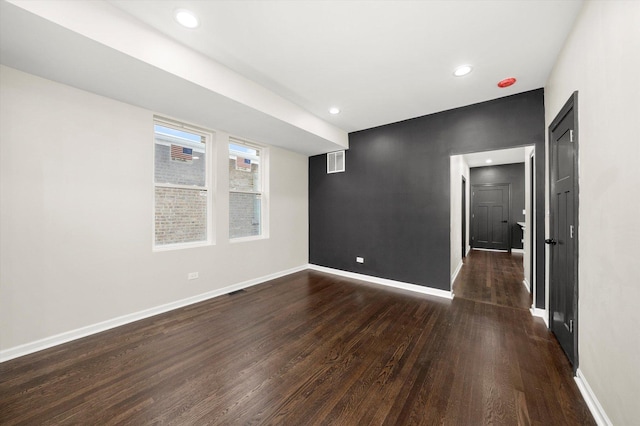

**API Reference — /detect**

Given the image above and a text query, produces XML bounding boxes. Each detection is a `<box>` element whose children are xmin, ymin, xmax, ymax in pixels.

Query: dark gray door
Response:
<box><xmin>472</xmin><ymin>184</ymin><xmax>510</xmax><ymax>251</ymax></box>
<box><xmin>548</xmin><ymin>92</ymin><xmax>579</xmax><ymax>371</ymax></box>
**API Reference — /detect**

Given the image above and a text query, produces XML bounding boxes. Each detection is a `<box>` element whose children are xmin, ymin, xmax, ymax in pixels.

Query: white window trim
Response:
<box><xmin>153</xmin><ymin>240</ymin><xmax>211</xmax><ymax>252</ymax></box>
<box><xmin>153</xmin><ymin>116</ymin><xmax>215</xmax><ymax>251</ymax></box>
<box><xmin>229</xmin><ymin>138</ymin><xmax>269</xmax><ymax>242</ymax></box>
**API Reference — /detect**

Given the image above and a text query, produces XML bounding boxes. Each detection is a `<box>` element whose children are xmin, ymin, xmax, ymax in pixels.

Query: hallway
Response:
<box><xmin>453</xmin><ymin>250</ymin><xmax>532</xmax><ymax>310</ymax></box>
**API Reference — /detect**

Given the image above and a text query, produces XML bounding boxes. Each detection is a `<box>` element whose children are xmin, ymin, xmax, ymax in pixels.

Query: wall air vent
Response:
<box><xmin>327</xmin><ymin>150</ymin><xmax>345</xmax><ymax>174</ymax></box>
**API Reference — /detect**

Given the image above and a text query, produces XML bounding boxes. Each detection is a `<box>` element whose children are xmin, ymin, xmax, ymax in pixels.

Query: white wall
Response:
<box><xmin>0</xmin><ymin>66</ymin><xmax>309</xmax><ymax>353</ymax></box>
<box><xmin>450</xmin><ymin>155</ymin><xmax>470</xmax><ymax>284</ymax></box>
<box><xmin>545</xmin><ymin>1</ymin><xmax>640</xmax><ymax>424</ymax></box>
<box><xmin>523</xmin><ymin>147</ymin><xmax>534</xmax><ymax>295</ymax></box>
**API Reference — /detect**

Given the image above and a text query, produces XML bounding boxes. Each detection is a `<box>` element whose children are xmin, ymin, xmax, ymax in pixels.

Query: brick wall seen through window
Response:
<box><xmin>229</xmin><ymin>142</ymin><xmax>263</xmax><ymax>239</ymax></box>
<box><xmin>154</xmin><ymin>121</ymin><xmax>210</xmax><ymax>247</ymax></box>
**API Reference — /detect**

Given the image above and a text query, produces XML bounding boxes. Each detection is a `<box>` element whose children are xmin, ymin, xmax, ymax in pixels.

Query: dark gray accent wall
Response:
<box><xmin>309</xmin><ymin>89</ymin><xmax>546</xmax><ymax>308</ymax></box>
<box><xmin>471</xmin><ymin>163</ymin><xmax>525</xmax><ymax>249</ymax></box>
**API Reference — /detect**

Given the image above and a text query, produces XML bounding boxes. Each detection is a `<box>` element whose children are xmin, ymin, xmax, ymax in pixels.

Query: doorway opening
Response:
<box><xmin>450</xmin><ymin>146</ymin><xmax>536</xmax><ymax>311</ymax></box>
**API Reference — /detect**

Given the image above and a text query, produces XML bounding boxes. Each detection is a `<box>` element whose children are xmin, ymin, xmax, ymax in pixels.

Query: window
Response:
<box><xmin>229</xmin><ymin>140</ymin><xmax>267</xmax><ymax>240</ymax></box>
<box><xmin>154</xmin><ymin>119</ymin><xmax>211</xmax><ymax>248</ymax></box>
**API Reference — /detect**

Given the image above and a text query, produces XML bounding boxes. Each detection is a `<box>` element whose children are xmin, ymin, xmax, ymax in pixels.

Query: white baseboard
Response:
<box><xmin>451</xmin><ymin>260</ymin><xmax>463</xmax><ymax>284</ymax></box>
<box><xmin>0</xmin><ymin>265</ymin><xmax>308</xmax><ymax>363</ymax></box>
<box><xmin>575</xmin><ymin>369</ymin><xmax>612</xmax><ymax>426</ymax></box>
<box><xmin>308</xmin><ymin>264</ymin><xmax>453</xmax><ymax>300</ymax></box>
<box><xmin>511</xmin><ymin>248</ymin><xmax>524</xmax><ymax>254</ymax></box>
<box><xmin>472</xmin><ymin>248</ymin><xmax>509</xmax><ymax>253</ymax></box>
<box><xmin>522</xmin><ymin>278</ymin><xmax>530</xmax><ymax>292</ymax></box>
<box><xmin>530</xmin><ymin>307</ymin><xmax>548</xmax><ymax>327</ymax></box>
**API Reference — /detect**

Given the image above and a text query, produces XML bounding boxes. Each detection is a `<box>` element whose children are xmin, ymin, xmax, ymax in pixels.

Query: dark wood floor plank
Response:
<box><xmin>0</xmin><ymin>257</ymin><xmax>595</xmax><ymax>425</ymax></box>
<box><xmin>454</xmin><ymin>249</ymin><xmax>532</xmax><ymax>310</ymax></box>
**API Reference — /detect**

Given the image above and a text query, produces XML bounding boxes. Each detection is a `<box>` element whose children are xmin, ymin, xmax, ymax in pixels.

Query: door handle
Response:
<box><xmin>501</xmin><ymin>220</ymin><xmax>508</xmax><ymax>223</ymax></box>
<box><xmin>545</xmin><ymin>238</ymin><xmax>557</xmax><ymax>245</ymax></box>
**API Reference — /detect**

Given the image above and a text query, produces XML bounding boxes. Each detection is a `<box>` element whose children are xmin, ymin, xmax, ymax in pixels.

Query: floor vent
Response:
<box><xmin>228</xmin><ymin>289</ymin><xmax>246</xmax><ymax>296</ymax></box>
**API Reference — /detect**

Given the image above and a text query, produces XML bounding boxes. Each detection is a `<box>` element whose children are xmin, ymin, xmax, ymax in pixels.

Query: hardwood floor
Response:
<box><xmin>453</xmin><ymin>249</ymin><xmax>532</xmax><ymax>310</ymax></box>
<box><xmin>0</xmin><ymin>267</ymin><xmax>594</xmax><ymax>425</ymax></box>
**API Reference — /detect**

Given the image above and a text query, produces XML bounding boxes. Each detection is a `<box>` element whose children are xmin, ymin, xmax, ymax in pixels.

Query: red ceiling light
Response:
<box><xmin>497</xmin><ymin>77</ymin><xmax>517</xmax><ymax>88</ymax></box>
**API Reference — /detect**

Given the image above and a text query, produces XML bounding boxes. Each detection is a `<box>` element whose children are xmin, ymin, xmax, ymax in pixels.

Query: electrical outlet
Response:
<box><xmin>523</xmin><ymin>209</ymin><xmax>526</xmax><ymax>215</ymax></box>
<box><xmin>188</xmin><ymin>272</ymin><xmax>199</xmax><ymax>280</ymax></box>
<box><xmin>356</xmin><ymin>257</ymin><xmax>364</xmax><ymax>264</ymax></box>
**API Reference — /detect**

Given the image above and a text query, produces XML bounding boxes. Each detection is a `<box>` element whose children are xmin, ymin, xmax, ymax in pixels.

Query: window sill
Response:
<box><xmin>153</xmin><ymin>241</ymin><xmax>212</xmax><ymax>252</ymax></box>
<box><xmin>230</xmin><ymin>235</ymin><xmax>268</xmax><ymax>244</ymax></box>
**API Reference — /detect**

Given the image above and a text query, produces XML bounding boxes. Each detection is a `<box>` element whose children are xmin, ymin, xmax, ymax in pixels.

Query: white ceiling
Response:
<box><xmin>109</xmin><ymin>0</ymin><xmax>583</xmax><ymax>132</ymax></box>
<box><xmin>1</xmin><ymin>0</ymin><xmax>584</xmax><ymax>155</ymax></box>
<box><xmin>462</xmin><ymin>147</ymin><xmax>529</xmax><ymax>168</ymax></box>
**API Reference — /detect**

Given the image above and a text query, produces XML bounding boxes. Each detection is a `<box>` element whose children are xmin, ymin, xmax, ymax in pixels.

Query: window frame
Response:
<box><xmin>153</xmin><ymin>117</ymin><xmax>215</xmax><ymax>251</ymax></box>
<box><xmin>228</xmin><ymin>138</ymin><xmax>269</xmax><ymax>242</ymax></box>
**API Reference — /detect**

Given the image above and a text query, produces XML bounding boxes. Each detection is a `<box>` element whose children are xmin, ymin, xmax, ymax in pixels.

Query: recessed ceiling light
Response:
<box><xmin>175</xmin><ymin>9</ymin><xmax>199</xmax><ymax>28</ymax></box>
<box><xmin>453</xmin><ymin>65</ymin><xmax>472</xmax><ymax>77</ymax></box>
<box><xmin>329</xmin><ymin>107</ymin><xmax>340</xmax><ymax>115</ymax></box>
<box><xmin>486</xmin><ymin>159</ymin><xmax>493</xmax><ymax>164</ymax></box>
